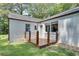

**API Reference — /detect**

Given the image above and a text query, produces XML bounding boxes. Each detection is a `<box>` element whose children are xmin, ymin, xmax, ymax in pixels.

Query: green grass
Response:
<box><xmin>0</xmin><ymin>35</ymin><xmax>79</xmax><ymax>56</ymax></box>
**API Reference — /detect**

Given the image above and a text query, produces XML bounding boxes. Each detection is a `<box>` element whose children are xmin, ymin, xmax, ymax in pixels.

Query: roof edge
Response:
<box><xmin>8</xmin><ymin>7</ymin><xmax>79</xmax><ymax>23</ymax></box>
<box><xmin>8</xmin><ymin>18</ymin><xmax>39</xmax><ymax>23</ymax></box>
<box><xmin>40</xmin><ymin>7</ymin><xmax>79</xmax><ymax>22</ymax></box>
<box><xmin>40</xmin><ymin>10</ymin><xmax>79</xmax><ymax>23</ymax></box>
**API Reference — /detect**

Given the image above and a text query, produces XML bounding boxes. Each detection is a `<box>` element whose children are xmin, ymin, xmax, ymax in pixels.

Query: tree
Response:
<box><xmin>0</xmin><ymin>3</ymin><xmax>29</xmax><ymax>34</ymax></box>
<box><xmin>13</xmin><ymin>3</ymin><xmax>29</xmax><ymax>15</ymax></box>
<box><xmin>0</xmin><ymin>3</ymin><xmax>29</xmax><ymax>15</ymax></box>
<box><xmin>27</xmin><ymin>3</ymin><xmax>79</xmax><ymax>19</ymax></box>
<box><xmin>27</xmin><ymin>3</ymin><xmax>54</xmax><ymax>19</ymax></box>
<box><xmin>0</xmin><ymin>3</ymin><xmax>79</xmax><ymax>34</ymax></box>
<box><xmin>0</xmin><ymin>4</ymin><xmax>11</xmax><ymax>34</ymax></box>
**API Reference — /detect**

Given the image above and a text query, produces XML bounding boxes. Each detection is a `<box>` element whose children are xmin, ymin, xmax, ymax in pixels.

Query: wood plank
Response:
<box><xmin>36</xmin><ymin>31</ymin><xmax>39</xmax><ymax>46</ymax></box>
<box><xmin>47</xmin><ymin>32</ymin><xmax>50</xmax><ymax>45</ymax></box>
<box><xmin>28</xmin><ymin>31</ymin><xmax>31</xmax><ymax>42</ymax></box>
<box><xmin>56</xmin><ymin>31</ymin><xmax>58</xmax><ymax>43</ymax></box>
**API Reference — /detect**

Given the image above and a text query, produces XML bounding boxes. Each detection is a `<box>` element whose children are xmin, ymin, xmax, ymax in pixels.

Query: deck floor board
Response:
<box><xmin>31</xmin><ymin>38</ymin><xmax>56</xmax><ymax>46</ymax></box>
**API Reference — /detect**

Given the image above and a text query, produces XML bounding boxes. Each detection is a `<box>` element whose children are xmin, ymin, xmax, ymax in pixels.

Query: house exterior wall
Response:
<box><xmin>9</xmin><ymin>13</ymin><xmax>79</xmax><ymax>48</ymax></box>
<box><xmin>9</xmin><ymin>19</ymin><xmax>37</xmax><ymax>43</ymax></box>
<box><xmin>40</xmin><ymin>19</ymin><xmax>59</xmax><ymax>41</ymax></box>
<box><xmin>41</xmin><ymin>13</ymin><xmax>79</xmax><ymax>47</ymax></box>
<box><xmin>38</xmin><ymin>24</ymin><xmax>46</xmax><ymax>39</ymax></box>
<box><xmin>58</xmin><ymin>13</ymin><xmax>79</xmax><ymax>47</ymax></box>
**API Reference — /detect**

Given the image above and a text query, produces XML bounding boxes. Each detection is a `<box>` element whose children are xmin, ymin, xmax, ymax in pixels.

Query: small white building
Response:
<box><xmin>8</xmin><ymin>7</ymin><xmax>79</xmax><ymax>49</ymax></box>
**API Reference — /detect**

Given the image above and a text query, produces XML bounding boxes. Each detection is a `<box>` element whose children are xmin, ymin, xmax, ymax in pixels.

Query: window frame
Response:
<box><xmin>34</xmin><ymin>25</ymin><xmax>37</xmax><ymax>30</ymax></box>
<box><xmin>51</xmin><ymin>23</ymin><xmax>58</xmax><ymax>32</ymax></box>
<box><xmin>45</xmin><ymin>24</ymin><xmax>50</xmax><ymax>32</ymax></box>
<box><xmin>25</xmin><ymin>24</ymin><xmax>30</xmax><ymax>32</ymax></box>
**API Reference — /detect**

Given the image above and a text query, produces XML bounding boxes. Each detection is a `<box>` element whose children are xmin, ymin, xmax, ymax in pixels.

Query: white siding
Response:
<box><xmin>58</xmin><ymin>13</ymin><xmax>79</xmax><ymax>47</ymax></box>
<box><xmin>41</xmin><ymin>13</ymin><xmax>79</xmax><ymax>47</ymax></box>
<box><xmin>9</xmin><ymin>20</ymin><xmax>37</xmax><ymax>43</ymax></box>
<box><xmin>38</xmin><ymin>24</ymin><xmax>46</xmax><ymax>39</ymax></box>
<box><xmin>9</xmin><ymin>13</ymin><xmax>79</xmax><ymax>48</ymax></box>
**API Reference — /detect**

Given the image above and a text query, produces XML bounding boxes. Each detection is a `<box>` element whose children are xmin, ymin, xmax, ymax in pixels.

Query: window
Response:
<box><xmin>40</xmin><ymin>25</ymin><xmax>42</xmax><ymax>28</ymax></box>
<box><xmin>45</xmin><ymin>25</ymin><xmax>50</xmax><ymax>32</ymax></box>
<box><xmin>51</xmin><ymin>24</ymin><xmax>58</xmax><ymax>32</ymax></box>
<box><xmin>35</xmin><ymin>25</ymin><xmax>37</xmax><ymax>30</ymax></box>
<box><xmin>25</xmin><ymin>24</ymin><xmax>30</xmax><ymax>32</ymax></box>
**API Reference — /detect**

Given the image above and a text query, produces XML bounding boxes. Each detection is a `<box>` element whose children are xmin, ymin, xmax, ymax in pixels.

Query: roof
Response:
<box><xmin>8</xmin><ymin>13</ymin><xmax>42</xmax><ymax>23</ymax></box>
<box><xmin>8</xmin><ymin>7</ymin><xmax>79</xmax><ymax>23</ymax></box>
<box><xmin>41</xmin><ymin>7</ymin><xmax>79</xmax><ymax>22</ymax></box>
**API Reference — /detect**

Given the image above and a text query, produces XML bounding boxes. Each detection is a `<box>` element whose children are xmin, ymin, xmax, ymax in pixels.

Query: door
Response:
<box><xmin>25</xmin><ymin>24</ymin><xmax>30</xmax><ymax>41</ymax></box>
<box><xmin>50</xmin><ymin>22</ymin><xmax>58</xmax><ymax>43</ymax></box>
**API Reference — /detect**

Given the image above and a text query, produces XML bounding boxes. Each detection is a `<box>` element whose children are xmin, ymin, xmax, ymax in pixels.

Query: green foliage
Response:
<box><xmin>0</xmin><ymin>3</ymin><xmax>79</xmax><ymax>34</ymax></box>
<box><xmin>27</xmin><ymin>4</ymin><xmax>50</xmax><ymax>19</ymax></box>
<box><xmin>57</xmin><ymin>47</ymin><xmax>76</xmax><ymax>56</ymax></box>
<box><xmin>0</xmin><ymin>35</ymin><xmax>79</xmax><ymax>56</ymax></box>
<box><xmin>0</xmin><ymin>16</ymin><xmax>8</xmax><ymax>34</ymax></box>
<box><xmin>0</xmin><ymin>3</ymin><xmax>29</xmax><ymax>34</ymax></box>
<box><xmin>44</xmin><ymin>51</ymin><xmax>65</xmax><ymax>56</ymax></box>
<box><xmin>27</xmin><ymin>3</ymin><xmax>79</xmax><ymax>19</ymax></box>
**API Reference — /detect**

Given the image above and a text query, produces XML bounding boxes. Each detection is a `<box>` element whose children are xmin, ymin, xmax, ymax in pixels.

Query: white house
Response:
<box><xmin>8</xmin><ymin>7</ymin><xmax>79</xmax><ymax>49</ymax></box>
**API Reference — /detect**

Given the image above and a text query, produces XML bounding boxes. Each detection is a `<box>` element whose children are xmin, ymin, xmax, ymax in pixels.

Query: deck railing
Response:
<box><xmin>47</xmin><ymin>32</ymin><xmax>50</xmax><ymax>46</ymax></box>
<box><xmin>26</xmin><ymin>31</ymin><xmax>58</xmax><ymax>47</ymax></box>
<box><xmin>36</xmin><ymin>31</ymin><xmax>39</xmax><ymax>47</ymax></box>
<box><xmin>28</xmin><ymin>31</ymin><xmax>31</xmax><ymax>42</ymax></box>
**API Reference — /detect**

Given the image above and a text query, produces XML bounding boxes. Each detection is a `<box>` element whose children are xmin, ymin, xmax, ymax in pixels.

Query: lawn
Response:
<box><xmin>0</xmin><ymin>35</ymin><xmax>79</xmax><ymax>56</ymax></box>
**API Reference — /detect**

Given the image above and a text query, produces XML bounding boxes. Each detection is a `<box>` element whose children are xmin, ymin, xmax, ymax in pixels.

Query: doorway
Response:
<box><xmin>50</xmin><ymin>21</ymin><xmax>58</xmax><ymax>43</ymax></box>
<box><xmin>25</xmin><ymin>24</ymin><xmax>30</xmax><ymax>42</ymax></box>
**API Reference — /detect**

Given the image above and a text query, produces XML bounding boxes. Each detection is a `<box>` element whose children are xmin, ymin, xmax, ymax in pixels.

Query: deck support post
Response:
<box><xmin>47</xmin><ymin>31</ymin><xmax>50</xmax><ymax>45</ymax></box>
<box><xmin>24</xmin><ymin>32</ymin><xmax>26</xmax><ymax>39</ymax></box>
<box><xmin>36</xmin><ymin>31</ymin><xmax>39</xmax><ymax>47</ymax></box>
<box><xmin>28</xmin><ymin>31</ymin><xmax>31</xmax><ymax>42</ymax></box>
<box><xmin>56</xmin><ymin>31</ymin><xmax>58</xmax><ymax>43</ymax></box>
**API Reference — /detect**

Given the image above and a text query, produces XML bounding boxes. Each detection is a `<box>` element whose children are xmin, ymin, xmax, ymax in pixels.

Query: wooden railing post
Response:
<box><xmin>24</xmin><ymin>32</ymin><xmax>26</xmax><ymax>39</ymax></box>
<box><xmin>47</xmin><ymin>31</ymin><xmax>50</xmax><ymax>45</ymax></box>
<box><xmin>36</xmin><ymin>31</ymin><xmax>39</xmax><ymax>46</ymax></box>
<box><xmin>28</xmin><ymin>31</ymin><xmax>31</xmax><ymax>42</ymax></box>
<box><xmin>56</xmin><ymin>31</ymin><xmax>58</xmax><ymax>43</ymax></box>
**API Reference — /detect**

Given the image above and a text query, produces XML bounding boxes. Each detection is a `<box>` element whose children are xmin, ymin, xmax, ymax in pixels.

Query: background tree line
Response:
<box><xmin>0</xmin><ymin>3</ymin><xmax>79</xmax><ymax>34</ymax></box>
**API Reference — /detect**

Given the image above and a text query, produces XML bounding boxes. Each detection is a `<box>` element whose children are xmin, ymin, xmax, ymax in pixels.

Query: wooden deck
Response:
<box><xmin>25</xmin><ymin>31</ymin><xmax>58</xmax><ymax>48</ymax></box>
<box><xmin>30</xmin><ymin>38</ymin><xmax>56</xmax><ymax>47</ymax></box>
